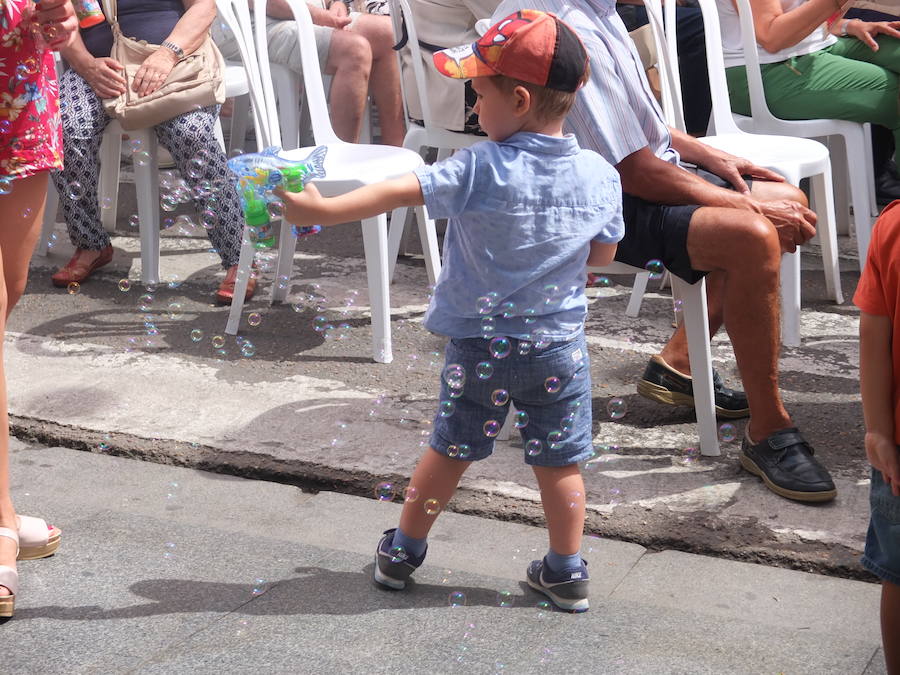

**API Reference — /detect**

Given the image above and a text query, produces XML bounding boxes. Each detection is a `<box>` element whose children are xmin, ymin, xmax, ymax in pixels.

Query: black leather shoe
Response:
<box><xmin>741</xmin><ymin>428</ymin><xmax>836</xmax><ymax>502</ymax></box>
<box><xmin>637</xmin><ymin>355</ymin><xmax>750</xmax><ymax>419</ymax></box>
<box><xmin>876</xmin><ymin>160</ymin><xmax>900</xmax><ymax>206</ymax></box>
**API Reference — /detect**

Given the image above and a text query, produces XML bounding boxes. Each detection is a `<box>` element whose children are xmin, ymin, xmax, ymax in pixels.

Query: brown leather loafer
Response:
<box><xmin>51</xmin><ymin>246</ymin><xmax>114</xmax><ymax>288</ymax></box>
<box><xmin>215</xmin><ymin>264</ymin><xmax>258</xmax><ymax>304</ymax></box>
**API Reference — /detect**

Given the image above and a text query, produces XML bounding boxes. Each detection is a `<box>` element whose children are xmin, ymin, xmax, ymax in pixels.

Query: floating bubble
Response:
<box><xmin>389</xmin><ymin>545</ymin><xmax>407</xmax><ymax>563</ymax></box>
<box><xmin>267</xmin><ymin>201</ymin><xmax>284</xmax><ymax>219</ymax></box>
<box><xmin>525</xmin><ymin>439</ymin><xmax>543</xmax><ymax>456</ymax></box>
<box><xmin>489</xmin><ymin>337</ymin><xmax>511</xmax><ymax>360</ymax></box>
<box><xmin>67</xmin><ymin>281</ymin><xmax>80</xmax><ymax>295</ymax></box>
<box><xmin>500</xmin><ymin>301</ymin><xmax>516</xmax><ymax>318</ymax></box>
<box><xmin>645</xmin><ymin>259</ymin><xmax>664</xmax><ymax>280</ymax></box>
<box><xmin>449</xmin><ymin>591</ymin><xmax>466</xmax><ymax>607</ymax></box>
<box><xmin>483</xmin><ymin>419</ymin><xmax>500</xmax><ymax>437</ymax></box>
<box><xmin>607</xmin><ymin>397</ymin><xmax>627</xmax><ymax>419</ymax></box>
<box><xmin>247</xmin><ymin>312</ymin><xmax>262</xmax><ymax>327</ymax></box>
<box><xmin>447</xmin><ymin>444</ymin><xmax>460</xmax><ymax>458</ymax></box>
<box><xmin>490</xmin><ymin>389</ymin><xmax>509</xmax><ymax>407</ymax></box>
<box><xmin>476</xmin><ymin>295</ymin><xmax>496</xmax><ymax>315</ymax></box>
<box><xmin>163</xmin><ymin>541</ymin><xmax>176</xmax><ymax>560</ymax></box>
<box><xmin>497</xmin><ymin>590</ymin><xmax>514</xmax><ymax>607</ymax></box>
<box><xmin>160</xmin><ymin>195</ymin><xmax>178</xmax><ymax>212</ymax></box>
<box><xmin>118</xmin><ymin>279</ymin><xmax>131</xmax><ymax>292</ymax></box>
<box><xmin>251</xmin><ymin>578</ymin><xmax>266</xmax><ymax>596</ymax></box>
<box><xmin>133</xmin><ymin>151</ymin><xmax>151</xmax><ymax>167</ymax></box>
<box><xmin>673</xmin><ymin>446</ymin><xmax>700</xmax><ymax>467</ymax></box>
<box><xmin>518</xmin><ymin>341</ymin><xmax>532</xmax><ymax>356</ymax></box>
<box><xmin>211</xmin><ymin>335</ymin><xmax>226</xmax><ymax>349</ymax></box>
<box><xmin>522</xmin><ymin>308</ymin><xmax>537</xmax><ymax>324</ymax></box>
<box><xmin>544</xmin><ymin>377</ymin><xmax>562</xmax><ymax>394</ymax></box>
<box><xmin>313</xmin><ymin>315</ymin><xmax>328</xmax><ymax>332</ymax></box>
<box><xmin>480</xmin><ymin>316</ymin><xmax>495</xmax><ymax>339</ymax></box>
<box><xmin>190</xmin><ymin>329</ymin><xmax>203</xmax><ymax>342</ymax></box>
<box><xmin>241</xmin><ymin>342</ymin><xmax>256</xmax><ymax>357</ymax></box>
<box><xmin>673</xmin><ymin>298</ymin><xmax>684</xmax><ymax>314</ymax></box>
<box><xmin>443</xmin><ymin>363</ymin><xmax>466</xmax><ymax>391</ymax></box>
<box><xmin>718</xmin><ymin>422</ymin><xmax>737</xmax><ymax>443</ymax></box>
<box><xmin>560</xmin><ymin>416</ymin><xmax>575</xmax><ymax>433</ymax></box>
<box><xmin>458</xmin><ymin>444</ymin><xmax>472</xmax><ymax>459</ymax></box>
<box><xmin>424</xmin><ymin>498</ymin><xmax>441</xmax><ymax>515</ymax></box>
<box><xmin>591</xmin><ymin>275</ymin><xmax>612</xmax><ymax>288</ymax></box>
<box><xmin>403</xmin><ymin>486</ymin><xmax>419</xmax><ymax>502</ymax></box>
<box><xmin>547</xmin><ymin>430</ymin><xmax>565</xmax><ymax>450</ymax></box>
<box><xmin>200</xmin><ymin>209</ymin><xmax>218</xmax><ymax>230</ymax></box>
<box><xmin>128</xmin><ymin>214</ymin><xmax>140</xmax><ymax>228</ymax></box>
<box><xmin>66</xmin><ymin>181</ymin><xmax>84</xmax><ymax>201</ymax></box>
<box><xmin>374</xmin><ymin>482</ymin><xmax>395</xmax><ymax>501</ymax></box>
<box><xmin>475</xmin><ymin>361</ymin><xmax>494</xmax><ymax>380</ymax></box>
<box><xmin>608</xmin><ymin>487</ymin><xmax>622</xmax><ymax>506</ymax></box>
<box><xmin>514</xmin><ymin>411</ymin><xmax>529</xmax><ymax>429</ymax></box>
<box><xmin>0</xmin><ymin>177</ymin><xmax>12</xmax><ymax>195</ymax></box>
<box><xmin>439</xmin><ymin>400</ymin><xmax>456</xmax><ymax>418</ymax></box>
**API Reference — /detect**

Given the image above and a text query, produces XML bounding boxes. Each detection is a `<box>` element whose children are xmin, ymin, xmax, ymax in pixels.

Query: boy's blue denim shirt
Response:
<box><xmin>414</xmin><ymin>131</ymin><xmax>624</xmax><ymax>341</ymax></box>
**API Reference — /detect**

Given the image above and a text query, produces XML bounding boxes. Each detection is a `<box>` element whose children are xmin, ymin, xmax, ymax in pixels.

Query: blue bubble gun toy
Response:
<box><xmin>227</xmin><ymin>145</ymin><xmax>327</xmax><ymax>248</ymax></box>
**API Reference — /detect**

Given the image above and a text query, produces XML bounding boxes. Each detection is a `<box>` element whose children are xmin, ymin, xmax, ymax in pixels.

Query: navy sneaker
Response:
<box><xmin>526</xmin><ymin>557</ymin><xmax>589</xmax><ymax>613</ymax></box>
<box><xmin>373</xmin><ymin>528</ymin><xmax>427</xmax><ymax>590</ymax></box>
<box><xmin>637</xmin><ymin>355</ymin><xmax>750</xmax><ymax>419</ymax></box>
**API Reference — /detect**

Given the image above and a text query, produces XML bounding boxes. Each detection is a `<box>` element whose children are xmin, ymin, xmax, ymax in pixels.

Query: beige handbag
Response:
<box><xmin>100</xmin><ymin>0</ymin><xmax>226</xmax><ymax>130</ymax></box>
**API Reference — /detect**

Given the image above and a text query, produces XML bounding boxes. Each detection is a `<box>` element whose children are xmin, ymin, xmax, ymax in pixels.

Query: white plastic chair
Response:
<box><xmin>219</xmin><ymin>0</ymin><xmax>441</xmax><ymax>364</ymax></box>
<box><xmin>498</xmin><ymin>262</ymin><xmax>721</xmax><ymax>457</ymax></box>
<box><xmin>723</xmin><ymin>0</ymin><xmax>874</xmax><ymax>269</ymax></box>
<box><xmin>645</xmin><ymin>0</ymin><xmax>843</xmax><ymax>346</ymax></box>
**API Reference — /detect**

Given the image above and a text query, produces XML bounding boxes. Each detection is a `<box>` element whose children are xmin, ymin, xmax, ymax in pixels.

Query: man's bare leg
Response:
<box><xmin>351</xmin><ymin>14</ymin><xmax>406</xmax><ymax>146</ymax></box>
<box><xmin>323</xmin><ymin>30</ymin><xmax>372</xmax><ymax>143</ymax></box>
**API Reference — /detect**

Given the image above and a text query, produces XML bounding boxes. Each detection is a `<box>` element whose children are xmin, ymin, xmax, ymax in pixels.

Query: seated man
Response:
<box><xmin>213</xmin><ymin>0</ymin><xmax>405</xmax><ymax>146</ymax></box>
<box><xmin>493</xmin><ymin>0</ymin><xmax>837</xmax><ymax>502</ymax></box>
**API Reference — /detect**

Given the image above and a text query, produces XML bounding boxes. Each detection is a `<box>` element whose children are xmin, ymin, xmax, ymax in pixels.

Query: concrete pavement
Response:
<box><xmin>4</xmin><ymin>442</ymin><xmax>887</xmax><ymax>674</ymax></box>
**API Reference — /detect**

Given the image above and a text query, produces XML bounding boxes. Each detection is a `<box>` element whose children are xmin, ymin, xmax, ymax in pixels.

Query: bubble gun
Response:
<box><xmin>227</xmin><ymin>145</ymin><xmax>327</xmax><ymax>249</ymax></box>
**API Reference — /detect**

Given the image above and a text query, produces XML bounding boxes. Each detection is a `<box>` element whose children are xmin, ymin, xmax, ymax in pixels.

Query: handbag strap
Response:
<box><xmin>100</xmin><ymin>0</ymin><xmax>118</xmax><ymax>25</ymax></box>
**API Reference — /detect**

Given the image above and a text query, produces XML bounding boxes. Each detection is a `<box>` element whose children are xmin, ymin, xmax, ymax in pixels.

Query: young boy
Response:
<box><xmin>280</xmin><ymin>10</ymin><xmax>624</xmax><ymax>612</ymax></box>
<box><xmin>855</xmin><ymin>200</ymin><xmax>900</xmax><ymax>673</ymax></box>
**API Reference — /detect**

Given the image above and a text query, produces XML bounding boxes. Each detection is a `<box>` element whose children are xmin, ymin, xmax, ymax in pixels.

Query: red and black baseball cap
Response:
<box><xmin>433</xmin><ymin>10</ymin><xmax>588</xmax><ymax>93</ymax></box>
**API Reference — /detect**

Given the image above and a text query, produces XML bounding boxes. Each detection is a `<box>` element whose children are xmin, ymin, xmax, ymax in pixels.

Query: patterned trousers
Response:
<box><xmin>53</xmin><ymin>69</ymin><xmax>244</xmax><ymax>268</ymax></box>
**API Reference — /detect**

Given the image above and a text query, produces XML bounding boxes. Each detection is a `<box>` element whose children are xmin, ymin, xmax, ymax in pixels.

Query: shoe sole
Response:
<box><xmin>740</xmin><ymin>453</ymin><xmax>837</xmax><ymax>503</ymax></box>
<box><xmin>0</xmin><ymin>595</ymin><xmax>12</xmax><ymax>618</ymax></box>
<box><xmin>637</xmin><ymin>380</ymin><xmax>750</xmax><ymax>419</ymax></box>
<box><xmin>373</xmin><ymin>555</ymin><xmax>406</xmax><ymax>590</ymax></box>
<box><xmin>526</xmin><ymin>578</ymin><xmax>589</xmax><ymax>613</ymax></box>
<box><xmin>18</xmin><ymin>533</ymin><xmax>60</xmax><ymax>561</ymax></box>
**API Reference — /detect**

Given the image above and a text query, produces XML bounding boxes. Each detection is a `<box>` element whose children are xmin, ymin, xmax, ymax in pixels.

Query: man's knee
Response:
<box><xmin>329</xmin><ymin>31</ymin><xmax>372</xmax><ymax>72</ymax></box>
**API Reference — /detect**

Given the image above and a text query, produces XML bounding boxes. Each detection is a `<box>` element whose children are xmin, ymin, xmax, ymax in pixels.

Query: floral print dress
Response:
<box><xmin>0</xmin><ymin>0</ymin><xmax>62</xmax><ymax>179</ymax></box>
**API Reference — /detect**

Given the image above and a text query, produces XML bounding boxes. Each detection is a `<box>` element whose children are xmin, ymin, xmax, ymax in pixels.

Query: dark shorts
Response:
<box><xmin>862</xmin><ymin>467</ymin><xmax>900</xmax><ymax>586</ymax></box>
<box><xmin>430</xmin><ymin>333</ymin><xmax>594</xmax><ymax>468</ymax></box>
<box><xmin>613</xmin><ymin>168</ymin><xmax>753</xmax><ymax>284</ymax></box>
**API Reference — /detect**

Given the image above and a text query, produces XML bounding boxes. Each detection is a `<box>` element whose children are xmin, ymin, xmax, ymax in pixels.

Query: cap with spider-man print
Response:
<box><xmin>432</xmin><ymin>9</ymin><xmax>589</xmax><ymax>93</ymax></box>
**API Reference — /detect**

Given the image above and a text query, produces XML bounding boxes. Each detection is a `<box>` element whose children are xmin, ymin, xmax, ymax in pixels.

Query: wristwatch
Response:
<box><xmin>161</xmin><ymin>40</ymin><xmax>185</xmax><ymax>58</ymax></box>
<box><xmin>839</xmin><ymin>18</ymin><xmax>854</xmax><ymax>36</ymax></box>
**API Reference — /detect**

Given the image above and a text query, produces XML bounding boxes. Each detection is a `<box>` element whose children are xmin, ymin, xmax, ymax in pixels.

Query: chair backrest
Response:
<box><xmin>215</xmin><ymin>0</ymin><xmax>273</xmax><ymax>150</ymax></box>
<box><xmin>642</xmin><ymin>0</ymin><xmax>686</xmax><ymax>131</ymax></box>
<box><xmin>693</xmin><ymin>0</ymin><xmax>744</xmax><ymax>134</ymax></box>
<box><xmin>278</xmin><ymin>0</ymin><xmax>341</xmax><ymax>145</ymax></box>
<box><xmin>730</xmin><ymin>0</ymin><xmax>782</xmax><ymax>127</ymax></box>
<box><xmin>388</xmin><ymin>0</ymin><xmax>438</xmax><ymax>130</ymax></box>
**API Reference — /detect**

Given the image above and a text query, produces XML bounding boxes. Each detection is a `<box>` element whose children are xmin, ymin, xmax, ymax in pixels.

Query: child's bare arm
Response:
<box><xmin>278</xmin><ymin>173</ymin><xmax>424</xmax><ymax>227</ymax></box>
<box><xmin>860</xmin><ymin>311</ymin><xmax>900</xmax><ymax>496</ymax></box>
<box><xmin>586</xmin><ymin>241</ymin><xmax>618</xmax><ymax>267</ymax></box>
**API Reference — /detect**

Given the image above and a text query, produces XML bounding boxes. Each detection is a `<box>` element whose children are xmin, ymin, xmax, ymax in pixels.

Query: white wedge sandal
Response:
<box><xmin>17</xmin><ymin>515</ymin><xmax>61</xmax><ymax>560</ymax></box>
<box><xmin>0</xmin><ymin>527</ymin><xmax>19</xmax><ymax>618</ymax></box>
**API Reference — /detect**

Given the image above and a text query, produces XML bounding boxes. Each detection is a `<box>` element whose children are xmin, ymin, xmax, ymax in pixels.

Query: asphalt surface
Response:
<box><xmin>10</xmin><ymin>160</ymin><xmax>875</xmax><ymax>580</ymax></box>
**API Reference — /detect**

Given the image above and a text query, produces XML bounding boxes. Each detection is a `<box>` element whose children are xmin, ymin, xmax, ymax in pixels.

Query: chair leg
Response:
<box><xmin>846</xmin><ymin>134</ymin><xmax>874</xmax><ymax>270</ymax></box>
<box><xmin>414</xmin><ymin>204</ymin><xmax>441</xmax><ymax>286</ymax></box>
<box><xmin>214</xmin><ymin>118</ymin><xmax>226</xmax><ymax>153</ymax></box>
<box><xmin>828</xmin><ymin>135</ymin><xmax>851</xmax><ymax>237</ymax></box>
<box><xmin>225</xmin><ymin>226</ymin><xmax>257</xmax><ymax>335</ymax></box>
<box><xmin>387</xmin><ymin>205</ymin><xmax>410</xmax><ymax>282</ymax></box>
<box><xmin>625</xmin><ymin>271</ymin><xmax>650</xmax><ymax>318</ymax></box>
<box><xmin>36</xmin><ymin>182</ymin><xmax>59</xmax><ymax>257</ymax></box>
<box><xmin>229</xmin><ymin>94</ymin><xmax>251</xmax><ymax>154</ymax></box>
<box><xmin>671</xmin><ymin>276</ymin><xmax>720</xmax><ymax>457</ymax></box>
<box><xmin>809</xmin><ymin>166</ymin><xmax>843</xmax><ymax>304</ymax></box>
<box><xmin>863</xmin><ymin>123</ymin><xmax>878</xmax><ymax>218</ymax></box>
<box><xmin>99</xmin><ymin>127</ymin><xmax>122</xmax><ymax>234</ymax></box>
<box><xmin>780</xmin><ymin>251</ymin><xmax>801</xmax><ymax>347</ymax></box>
<box><xmin>271</xmin><ymin>218</ymin><xmax>296</xmax><ymax>304</ymax></box>
<box><xmin>132</xmin><ymin>130</ymin><xmax>160</xmax><ymax>285</ymax></box>
<box><xmin>361</xmin><ymin>214</ymin><xmax>393</xmax><ymax>364</ymax></box>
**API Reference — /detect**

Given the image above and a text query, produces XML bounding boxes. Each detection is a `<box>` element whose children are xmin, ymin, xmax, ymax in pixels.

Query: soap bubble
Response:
<box><xmin>475</xmin><ymin>361</ymin><xmax>494</xmax><ymax>380</ymax></box>
<box><xmin>118</xmin><ymin>279</ymin><xmax>131</xmax><ymax>292</ymax></box>
<box><xmin>490</xmin><ymin>389</ymin><xmax>509</xmax><ymax>406</ymax></box>
<box><xmin>591</xmin><ymin>275</ymin><xmax>612</xmax><ymax>288</ymax></box>
<box><xmin>497</xmin><ymin>590</ymin><xmax>514</xmax><ymax>607</ymax></box>
<box><xmin>500</xmin><ymin>301</ymin><xmax>516</xmax><ymax>318</ymax></box>
<box><xmin>67</xmin><ymin>282</ymin><xmax>80</xmax><ymax>295</ymax></box>
<box><xmin>489</xmin><ymin>337</ymin><xmax>511</xmax><ymax>359</ymax></box>
<box><xmin>480</xmin><ymin>316</ymin><xmax>495</xmax><ymax>339</ymax></box>
<box><xmin>211</xmin><ymin>335</ymin><xmax>226</xmax><ymax>349</ymax></box>
<box><xmin>200</xmin><ymin>209</ymin><xmax>218</xmax><ymax>230</ymax></box>
<box><xmin>476</xmin><ymin>295</ymin><xmax>496</xmax><ymax>315</ymax></box>
<box><xmin>424</xmin><ymin>498</ymin><xmax>441</xmax><ymax>515</ymax></box>
<box><xmin>718</xmin><ymin>423</ymin><xmax>737</xmax><ymax>443</ymax></box>
<box><xmin>167</xmin><ymin>302</ymin><xmax>183</xmax><ymax>320</ymax></box>
<box><xmin>190</xmin><ymin>329</ymin><xmax>203</xmax><ymax>342</ymax></box>
<box><xmin>458</xmin><ymin>444</ymin><xmax>472</xmax><ymax>460</ymax></box>
<box><xmin>514</xmin><ymin>411</ymin><xmax>529</xmax><ymax>429</ymax></box>
<box><xmin>389</xmin><ymin>545</ymin><xmax>406</xmax><ymax>563</ymax></box>
<box><xmin>522</xmin><ymin>308</ymin><xmax>537</xmax><ymax>324</ymax></box>
<box><xmin>374</xmin><ymin>482</ymin><xmax>395</xmax><ymax>501</ymax></box>
<box><xmin>66</xmin><ymin>181</ymin><xmax>84</xmax><ymax>201</ymax></box>
<box><xmin>447</xmin><ymin>444</ymin><xmax>460</xmax><ymax>458</ymax></box>
<box><xmin>439</xmin><ymin>400</ymin><xmax>456</xmax><ymax>418</ymax></box>
<box><xmin>483</xmin><ymin>420</ymin><xmax>500</xmax><ymax>437</ymax></box>
<box><xmin>518</xmin><ymin>341</ymin><xmax>532</xmax><ymax>356</ymax></box>
<box><xmin>525</xmin><ymin>439</ymin><xmax>543</xmax><ymax>456</ymax></box>
<box><xmin>128</xmin><ymin>214</ymin><xmax>141</xmax><ymax>228</ymax></box>
<box><xmin>607</xmin><ymin>397</ymin><xmax>627</xmax><ymax>419</ymax></box>
<box><xmin>267</xmin><ymin>201</ymin><xmax>284</xmax><ymax>219</ymax></box>
<box><xmin>443</xmin><ymin>363</ymin><xmax>466</xmax><ymax>391</ymax></box>
<box><xmin>241</xmin><ymin>342</ymin><xmax>256</xmax><ymax>358</ymax></box>
<box><xmin>449</xmin><ymin>591</ymin><xmax>466</xmax><ymax>607</ymax></box>
<box><xmin>547</xmin><ymin>430</ymin><xmax>565</xmax><ymax>450</ymax></box>
<box><xmin>251</xmin><ymin>578</ymin><xmax>267</xmax><ymax>596</ymax></box>
<box><xmin>403</xmin><ymin>486</ymin><xmax>419</xmax><ymax>502</ymax></box>
<box><xmin>544</xmin><ymin>377</ymin><xmax>561</xmax><ymax>394</ymax></box>
<box><xmin>133</xmin><ymin>151</ymin><xmax>151</xmax><ymax>167</ymax></box>
<box><xmin>247</xmin><ymin>312</ymin><xmax>262</xmax><ymax>327</ymax></box>
<box><xmin>0</xmin><ymin>178</ymin><xmax>12</xmax><ymax>195</ymax></box>
<box><xmin>645</xmin><ymin>259</ymin><xmax>664</xmax><ymax>280</ymax></box>
<box><xmin>673</xmin><ymin>446</ymin><xmax>700</xmax><ymax>467</ymax></box>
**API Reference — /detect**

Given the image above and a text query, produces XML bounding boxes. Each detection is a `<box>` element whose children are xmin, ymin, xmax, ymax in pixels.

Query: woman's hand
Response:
<box><xmin>83</xmin><ymin>57</ymin><xmax>128</xmax><ymax>99</ymax></box>
<box><xmin>846</xmin><ymin>19</ymin><xmax>900</xmax><ymax>51</ymax></box>
<box><xmin>33</xmin><ymin>0</ymin><xmax>79</xmax><ymax>49</ymax></box>
<box><xmin>132</xmin><ymin>48</ymin><xmax>179</xmax><ymax>97</ymax></box>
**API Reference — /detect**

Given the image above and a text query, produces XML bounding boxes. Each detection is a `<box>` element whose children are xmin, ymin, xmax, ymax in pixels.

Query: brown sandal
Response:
<box><xmin>215</xmin><ymin>264</ymin><xmax>258</xmax><ymax>304</ymax></box>
<box><xmin>51</xmin><ymin>245</ymin><xmax>114</xmax><ymax>288</ymax></box>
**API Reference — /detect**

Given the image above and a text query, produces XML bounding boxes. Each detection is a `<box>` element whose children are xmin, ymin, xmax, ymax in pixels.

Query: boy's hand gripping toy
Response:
<box><xmin>227</xmin><ymin>145</ymin><xmax>327</xmax><ymax>248</ymax></box>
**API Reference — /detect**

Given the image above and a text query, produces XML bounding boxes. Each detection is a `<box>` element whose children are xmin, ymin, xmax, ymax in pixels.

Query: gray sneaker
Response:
<box><xmin>526</xmin><ymin>557</ymin><xmax>589</xmax><ymax>612</ymax></box>
<box><xmin>373</xmin><ymin>528</ymin><xmax>426</xmax><ymax>590</ymax></box>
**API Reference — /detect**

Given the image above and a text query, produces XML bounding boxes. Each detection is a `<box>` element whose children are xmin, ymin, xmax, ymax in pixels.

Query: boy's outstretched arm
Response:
<box><xmin>278</xmin><ymin>173</ymin><xmax>425</xmax><ymax>228</ymax></box>
<box><xmin>860</xmin><ymin>311</ymin><xmax>900</xmax><ymax>496</ymax></box>
<box><xmin>586</xmin><ymin>242</ymin><xmax>618</xmax><ymax>267</ymax></box>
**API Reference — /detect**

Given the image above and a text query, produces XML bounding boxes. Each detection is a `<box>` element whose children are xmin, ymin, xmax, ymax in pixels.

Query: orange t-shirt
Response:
<box><xmin>854</xmin><ymin>201</ymin><xmax>900</xmax><ymax>444</ymax></box>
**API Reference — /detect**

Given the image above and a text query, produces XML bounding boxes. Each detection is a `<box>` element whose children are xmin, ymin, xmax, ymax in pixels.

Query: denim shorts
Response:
<box><xmin>430</xmin><ymin>332</ymin><xmax>593</xmax><ymax>467</ymax></box>
<box><xmin>862</xmin><ymin>467</ymin><xmax>900</xmax><ymax>586</ymax></box>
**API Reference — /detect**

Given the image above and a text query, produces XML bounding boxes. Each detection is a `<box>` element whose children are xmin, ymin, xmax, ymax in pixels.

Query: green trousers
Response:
<box><xmin>726</xmin><ymin>35</ymin><xmax>900</xmax><ymax>165</ymax></box>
